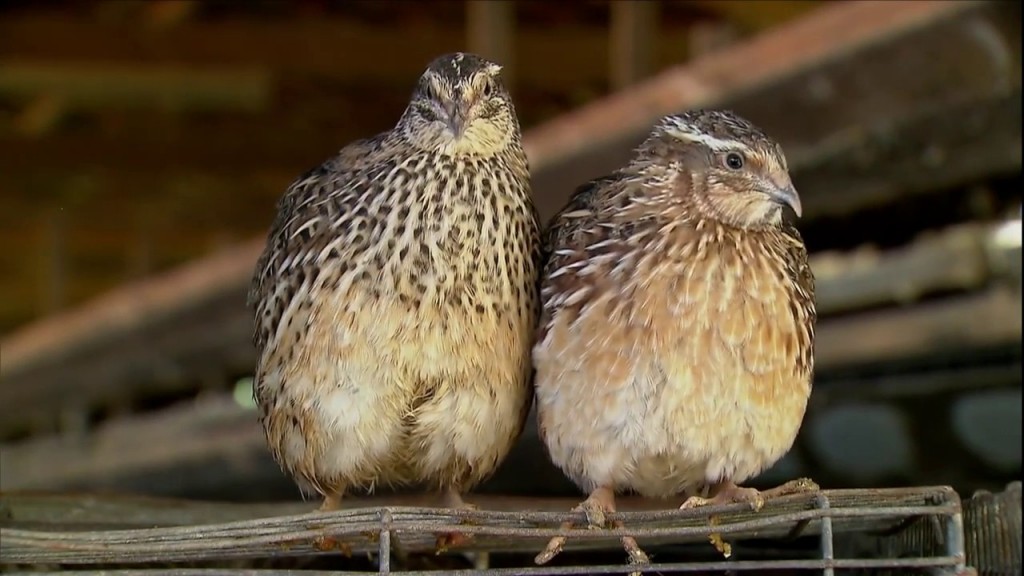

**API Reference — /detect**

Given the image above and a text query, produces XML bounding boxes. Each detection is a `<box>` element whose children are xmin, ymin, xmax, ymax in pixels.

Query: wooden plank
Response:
<box><xmin>609</xmin><ymin>1</ymin><xmax>660</xmax><ymax>90</ymax></box>
<box><xmin>0</xmin><ymin>395</ymin><xmax>266</xmax><ymax>496</ymax></box>
<box><xmin>812</xmin><ymin>223</ymin><xmax>994</xmax><ymax>316</ymax></box>
<box><xmin>815</xmin><ymin>288</ymin><xmax>1022</xmax><ymax>370</ymax></box>
<box><xmin>0</xmin><ymin>99</ymin><xmax>411</xmax><ymax>176</ymax></box>
<box><xmin>0</xmin><ymin>240</ymin><xmax>263</xmax><ymax>437</ymax></box>
<box><xmin>793</xmin><ymin>89</ymin><xmax>1022</xmax><ymax>220</ymax></box>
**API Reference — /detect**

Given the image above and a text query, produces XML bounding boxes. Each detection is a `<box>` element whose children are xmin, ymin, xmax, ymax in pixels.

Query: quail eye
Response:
<box><xmin>725</xmin><ymin>152</ymin><xmax>745</xmax><ymax>170</ymax></box>
<box><xmin>422</xmin><ymin>82</ymin><xmax>439</xmax><ymax>101</ymax></box>
<box><xmin>482</xmin><ymin>79</ymin><xmax>495</xmax><ymax>98</ymax></box>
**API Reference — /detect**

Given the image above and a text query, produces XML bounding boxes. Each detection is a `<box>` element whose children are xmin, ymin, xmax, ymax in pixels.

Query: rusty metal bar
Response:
<box><xmin>0</xmin><ymin>557</ymin><xmax>968</xmax><ymax>575</ymax></box>
<box><xmin>378</xmin><ymin>509</ymin><xmax>392</xmax><ymax>575</ymax></box>
<box><xmin>816</xmin><ymin>492</ymin><xmax>835</xmax><ymax>576</ymax></box>
<box><xmin>0</xmin><ymin>488</ymin><xmax>969</xmax><ymax>575</ymax></box>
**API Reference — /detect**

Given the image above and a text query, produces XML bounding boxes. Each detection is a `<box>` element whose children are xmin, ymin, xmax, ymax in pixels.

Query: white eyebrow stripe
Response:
<box><xmin>667</xmin><ymin>127</ymin><xmax>752</xmax><ymax>153</ymax></box>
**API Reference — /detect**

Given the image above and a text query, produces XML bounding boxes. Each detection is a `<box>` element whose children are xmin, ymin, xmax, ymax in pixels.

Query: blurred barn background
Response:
<box><xmin>0</xmin><ymin>0</ymin><xmax>1020</xmax><ymax>532</ymax></box>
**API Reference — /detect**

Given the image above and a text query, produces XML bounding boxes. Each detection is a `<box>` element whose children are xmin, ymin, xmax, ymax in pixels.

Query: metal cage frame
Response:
<box><xmin>1</xmin><ymin>486</ymin><xmax>972</xmax><ymax>575</ymax></box>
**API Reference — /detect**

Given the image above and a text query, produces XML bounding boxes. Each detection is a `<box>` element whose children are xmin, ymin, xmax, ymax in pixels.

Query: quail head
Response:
<box><xmin>249</xmin><ymin>52</ymin><xmax>541</xmax><ymax>550</ymax></box>
<box><xmin>532</xmin><ymin>110</ymin><xmax>818</xmax><ymax>565</ymax></box>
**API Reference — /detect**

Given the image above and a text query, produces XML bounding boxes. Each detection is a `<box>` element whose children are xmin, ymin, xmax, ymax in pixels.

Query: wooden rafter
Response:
<box><xmin>687</xmin><ymin>0</ymin><xmax>825</xmax><ymax>32</ymax></box>
<box><xmin>524</xmin><ymin>0</ymin><xmax>1020</xmax><ymax>219</ymax></box>
<box><xmin>0</xmin><ymin>63</ymin><xmax>271</xmax><ymax>113</ymax></box>
<box><xmin>0</xmin><ymin>16</ymin><xmax>660</xmax><ymax>92</ymax></box>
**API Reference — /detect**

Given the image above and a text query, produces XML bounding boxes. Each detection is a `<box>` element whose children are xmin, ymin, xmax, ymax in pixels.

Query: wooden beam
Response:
<box><xmin>813</xmin><ymin>223</ymin><xmax>994</xmax><ymax>316</ymax></box>
<box><xmin>144</xmin><ymin>0</ymin><xmax>201</xmax><ymax>28</ymax></box>
<box><xmin>0</xmin><ymin>64</ymin><xmax>271</xmax><ymax>113</ymax></box>
<box><xmin>0</xmin><ymin>395</ymin><xmax>267</xmax><ymax>496</ymax></box>
<box><xmin>466</xmin><ymin>0</ymin><xmax>516</xmax><ymax>89</ymax></box>
<box><xmin>4</xmin><ymin>2</ymin><xmax>998</xmax><ymax>220</ymax></box>
<box><xmin>609</xmin><ymin>1</ymin><xmax>660</xmax><ymax>90</ymax></box>
<box><xmin>815</xmin><ymin>287</ymin><xmax>1022</xmax><ymax>370</ymax></box>
<box><xmin>687</xmin><ymin>0</ymin><xmax>824</xmax><ymax>32</ymax></box>
<box><xmin>793</xmin><ymin>89</ymin><xmax>1022</xmax><ymax>220</ymax></box>
<box><xmin>0</xmin><ymin>16</ymin><xmax>614</xmax><ymax>92</ymax></box>
<box><xmin>523</xmin><ymin>0</ymin><xmax>1020</xmax><ymax>221</ymax></box>
<box><xmin>0</xmin><ymin>240</ymin><xmax>263</xmax><ymax>438</ymax></box>
<box><xmin>2</xmin><ymin>86</ymin><xmax>1015</xmax><ymax>221</ymax></box>
<box><xmin>687</xmin><ymin>20</ymin><xmax>740</xmax><ymax>58</ymax></box>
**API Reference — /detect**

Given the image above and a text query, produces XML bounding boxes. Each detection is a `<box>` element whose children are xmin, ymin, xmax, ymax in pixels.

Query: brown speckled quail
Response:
<box><xmin>248</xmin><ymin>52</ymin><xmax>541</xmax><ymax>550</ymax></box>
<box><xmin>532</xmin><ymin>110</ymin><xmax>818</xmax><ymax>565</ymax></box>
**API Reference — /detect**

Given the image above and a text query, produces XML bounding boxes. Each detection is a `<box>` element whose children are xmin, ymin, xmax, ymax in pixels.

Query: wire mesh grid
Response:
<box><xmin>0</xmin><ymin>486</ymin><xmax>971</xmax><ymax>575</ymax></box>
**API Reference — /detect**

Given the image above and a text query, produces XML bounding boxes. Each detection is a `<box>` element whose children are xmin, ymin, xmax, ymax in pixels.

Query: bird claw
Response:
<box><xmin>708</xmin><ymin>531</ymin><xmax>732</xmax><ymax>558</ymax></box>
<box><xmin>680</xmin><ymin>483</ymin><xmax>765</xmax><ymax>512</ymax></box>
<box><xmin>578</xmin><ymin>497</ymin><xmax>607</xmax><ymax>528</ymax></box>
<box><xmin>535</xmin><ymin>489</ymin><xmax>649</xmax><ymax>568</ymax></box>
<box><xmin>677</xmin><ymin>478</ymin><xmax>821</xmax><ymax>559</ymax></box>
<box><xmin>678</xmin><ymin>484</ymin><xmax>761</xmax><ymax>559</ymax></box>
<box><xmin>623</xmin><ymin>535</ymin><xmax>651</xmax><ymax>565</ymax></box>
<box><xmin>534</xmin><ymin>534</ymin><xmax>567</xmax><ymax>565</ymax></box>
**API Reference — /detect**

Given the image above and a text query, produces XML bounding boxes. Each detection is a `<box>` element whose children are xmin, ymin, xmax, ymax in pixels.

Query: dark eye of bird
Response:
<box><xmin>725</xmin><ymin>152</ymin><xmax>744</xmax><ymax>170</ymax></box>
<box><xmin>422</xmin><ymin>83</ymin><xmax>438</xmax><ymax>102</ymax></box>
<box><xmin>482</xmin><ymin>80</ymin><xmax>494</xmax><ymax>98</ymax></box>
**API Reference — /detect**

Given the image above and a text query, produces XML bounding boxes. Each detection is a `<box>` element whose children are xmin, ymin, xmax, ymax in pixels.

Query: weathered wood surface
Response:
<box><xmin>0</xmin><ymin>395</ymin><xmax>273</xmax><ymax>496</ymax></box>
<box><xmin>525</xmin><ymin>0</ymin><xmax>1021</xmax><ymax>221</ymax></box>
<box><xmin>0</xmin><ymin>487</ymin><xmax>962</xmax><ymax>564</ymax></box>
<box><xmin>815</xmin><ymin>287</ymin><xmax>1022</xmax><ymax>370</ymax></box>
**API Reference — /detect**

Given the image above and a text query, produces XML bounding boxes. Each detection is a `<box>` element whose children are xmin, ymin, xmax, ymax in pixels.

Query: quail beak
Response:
<box><xmin>770</xmin><ymin>185</ymin><xmax>803</xmax><ymax>218</ymax></box>
<box><xmin>443</xmin><ymin>100</ymin><xmax>470</xmax><ymax>139</ymax></box>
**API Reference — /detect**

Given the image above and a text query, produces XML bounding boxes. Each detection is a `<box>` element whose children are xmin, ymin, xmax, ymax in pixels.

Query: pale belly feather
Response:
<box><xmin>262</xmin><ymin>277</ymin><xmax>532</xmax><ymax>495</ymax></box>
<box><xmin>535</xmin><ymin>250</ymin><xmax>810</xmax><ymax>499</ymax></box>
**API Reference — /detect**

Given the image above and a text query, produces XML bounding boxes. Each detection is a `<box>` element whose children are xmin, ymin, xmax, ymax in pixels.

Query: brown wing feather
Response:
<box><xmin>778</xmin><ymin>221</ymin><xmax>816</xmax><ymax>381</ymax></box>
<box><xmin>249</xmin><ymin>134</ymin><xmax>386</xmax><ymax>353</ymax></box>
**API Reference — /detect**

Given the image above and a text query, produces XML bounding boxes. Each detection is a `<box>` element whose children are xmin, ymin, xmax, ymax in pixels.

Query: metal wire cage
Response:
<box><xmin>1</xmin><ymin>486</ymin><xmax>973</xmax><ymax>575</ymax></box>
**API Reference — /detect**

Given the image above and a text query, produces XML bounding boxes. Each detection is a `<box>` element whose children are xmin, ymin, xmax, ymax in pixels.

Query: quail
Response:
<box><xmin>532</xmin><ymin>110</ymin><xmax>818</xmax><ymax>565</ymax></box>
<box><xmin>249</xmin><ymin>53</ymin><xmax>541</xmax><ymax>549</ymax></box>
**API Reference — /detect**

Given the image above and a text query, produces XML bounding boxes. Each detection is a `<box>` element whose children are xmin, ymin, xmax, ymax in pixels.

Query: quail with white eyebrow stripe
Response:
<box><xmin>533</xmin><ymin>109</ymin><xmax>818</xmax><ymax>566</ymax></box>
<box><xmin>249</xmin><ymin>52</ymin><xmax>541</xmax><ymax>552</ymax></box>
